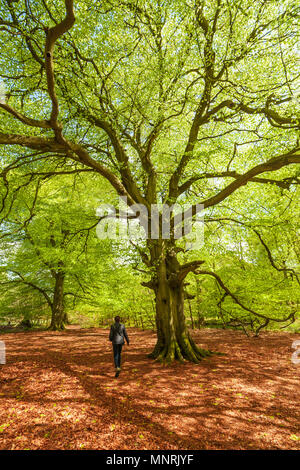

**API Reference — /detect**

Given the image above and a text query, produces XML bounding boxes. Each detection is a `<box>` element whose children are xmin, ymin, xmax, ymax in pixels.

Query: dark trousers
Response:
<box><xmin>113</xmin><ymin>343</ymin><xmax>123</xmax><ymax>368</ymax></box>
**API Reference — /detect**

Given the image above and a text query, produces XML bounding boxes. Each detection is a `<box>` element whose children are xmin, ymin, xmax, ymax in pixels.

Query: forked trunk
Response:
<box><xmin>147</xmin><ymin>245</ymin><xmax>211</xmax><ymax>363</ymax></box>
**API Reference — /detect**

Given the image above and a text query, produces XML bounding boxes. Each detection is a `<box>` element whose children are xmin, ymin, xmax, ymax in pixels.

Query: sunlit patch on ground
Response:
<box><xmin>0</xmin><ymin>327</ymin><xmax>299</xmax><ymax>450</ymax></box>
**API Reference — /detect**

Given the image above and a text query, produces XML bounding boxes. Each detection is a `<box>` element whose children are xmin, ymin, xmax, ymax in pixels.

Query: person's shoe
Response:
<box><xmin>115</xmin><ymin>370</ymin><xmax>120</xmax><ymax>378</ymax></box>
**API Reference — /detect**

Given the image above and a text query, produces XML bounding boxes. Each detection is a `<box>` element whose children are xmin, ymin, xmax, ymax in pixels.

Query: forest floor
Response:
<box><xmin>0</xmin><ymin>326</ymin><xmax>299</xmax><ymax>450</ymax></box>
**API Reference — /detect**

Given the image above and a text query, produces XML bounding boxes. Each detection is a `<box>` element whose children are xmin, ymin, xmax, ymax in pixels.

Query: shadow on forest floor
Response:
<box><xmin>0</xmin><ymin>327</ymin><xmax>299</xmax><ymax>450</ymax></box>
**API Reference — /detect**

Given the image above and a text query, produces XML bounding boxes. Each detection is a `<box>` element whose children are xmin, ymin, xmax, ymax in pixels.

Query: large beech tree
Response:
<box><xmin>0</xmin><ymin>0</ymin><xmax>299</xmax><ymax>362</ymax></box>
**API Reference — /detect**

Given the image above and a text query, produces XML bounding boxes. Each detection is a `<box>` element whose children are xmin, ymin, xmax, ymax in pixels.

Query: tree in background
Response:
<box><xmin>0</xmin><ymin>0</ymin><xmax>299</xmax><ymax>361</ymax></box>
<box><xmin>0</xmin><ymin>174</ymin><xmax>110</xmax><ymax>330</ymax></box>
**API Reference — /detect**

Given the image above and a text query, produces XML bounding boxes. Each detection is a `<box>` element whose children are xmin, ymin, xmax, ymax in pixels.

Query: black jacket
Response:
<box><xmin>109</xmin><ymin>323</ymin><xmax>129</xmax><ymax>345</ymax></box>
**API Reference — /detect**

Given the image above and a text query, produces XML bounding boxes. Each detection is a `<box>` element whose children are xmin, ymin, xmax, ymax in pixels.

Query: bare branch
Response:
<box><xmin>196</xmin><ymin>269</ymin><xmax>296</xmax><ymax>323</ymax></box>
<box><xmin>44</xmin><ymin>0</ymin><xmax>75</xmax><ymax>139</ymax></box>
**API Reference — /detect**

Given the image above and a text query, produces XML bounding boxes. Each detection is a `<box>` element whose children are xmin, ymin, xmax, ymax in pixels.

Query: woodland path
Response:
<box><xmin>0</xmin><ymin>326</ymin><xmax>299</xmax><ymax>450</ymax></box>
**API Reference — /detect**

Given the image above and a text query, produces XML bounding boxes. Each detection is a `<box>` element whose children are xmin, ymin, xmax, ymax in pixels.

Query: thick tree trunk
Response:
<box><xmin>49</xmin><ymin>271</ymin><xmax>65</xmax><ymax>331</ymax></box>
<box><xmin>147</xmin><ymin>243</ymin><xmax>212</xmax><ymax>363</ymax></box>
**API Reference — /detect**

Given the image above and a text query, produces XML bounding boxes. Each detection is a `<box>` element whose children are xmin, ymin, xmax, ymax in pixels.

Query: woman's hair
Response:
<box><xmin>114</xmin><ymin>315</ymin><xmax>121</xmax><ymax>323</ymax></box>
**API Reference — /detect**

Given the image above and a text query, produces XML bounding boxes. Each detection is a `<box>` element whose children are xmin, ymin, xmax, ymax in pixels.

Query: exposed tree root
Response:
<box><xmin>148</xmin><ymin>333</ymin><xmax>213</xmax><ymax>364</ymax></box>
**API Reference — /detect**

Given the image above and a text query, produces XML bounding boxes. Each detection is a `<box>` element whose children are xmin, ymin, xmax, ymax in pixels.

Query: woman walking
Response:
<box><xmin>109</xmin><ymin>316</ymin><xmax>130</xmax><ymax>377</ymax></box>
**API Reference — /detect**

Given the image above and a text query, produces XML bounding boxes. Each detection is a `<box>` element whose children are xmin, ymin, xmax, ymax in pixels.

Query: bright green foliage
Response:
<box><xmin>0</xmin><ymin>0</ymin><xmax>299</xmax><ymax>339</ymax></box>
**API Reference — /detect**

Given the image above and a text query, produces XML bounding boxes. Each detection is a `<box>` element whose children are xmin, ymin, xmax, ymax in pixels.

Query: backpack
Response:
<box><xmin>112</xmin><ymin>323</ymin><xmax>122</xmax><ymax>336</ymax></box>
<box><xmin>110</xmin><ymin>323</ymin><xmax>123</xmax><ymax>342</ymax></box>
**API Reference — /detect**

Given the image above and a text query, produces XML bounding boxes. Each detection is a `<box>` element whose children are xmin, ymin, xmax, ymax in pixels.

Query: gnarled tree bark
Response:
<box><xmin>143</xmin><ymin>241</ymin><xmax>212</xmax><ymax>363</ymax></box>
